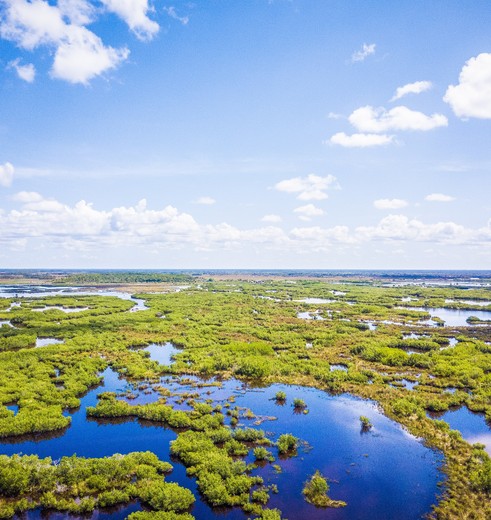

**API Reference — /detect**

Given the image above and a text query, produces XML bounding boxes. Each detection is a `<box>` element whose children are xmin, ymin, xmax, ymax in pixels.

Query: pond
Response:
<box><xmin>0</xmin><ymin>286</ymin><xmax>149</xmax><ymax>312</ymax></box>
<box><xmin>0</xmin><ymin>320</ymin><xmax>14</xmax><ymax>328</ymax></box>
<box><xmin>428</xmin><ymin>407</ymin><xmax>491</xmax><ymax>455</ymax></box>
<box><xmin>35</xmin><ymin>337</ymin><xmax>65</xmax><ymax>347</ymax></box>
<box><xmin>297</xmin><ymin>311</ymin><xmax>326</xmax><ymax>321</ymax></box>
<box><xmin>0</xmin><ymin>361</ymin><xmax>444</xmax><ymax>519</ymax></box>
<box><xmin>402</xmin><ymin>307</ymin><xmax>491</xmax><ymax>327</ymax></box>
<box><xmin>142</xmin><ymin>342</ymin><xmax>181</xmax><ymax>366</ymax></box>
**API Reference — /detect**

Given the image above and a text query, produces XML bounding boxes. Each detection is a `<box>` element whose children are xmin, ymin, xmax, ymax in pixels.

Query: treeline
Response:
<box><xmin>59</xmin><ymin>272</ymin><xmax>194</xmax><ymax>284</ymax></box>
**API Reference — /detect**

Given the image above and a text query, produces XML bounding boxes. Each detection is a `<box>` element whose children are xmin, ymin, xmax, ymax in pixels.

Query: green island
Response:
<box><xmin>0</xmin><ymin>272</ymin><xmax>490</xmax><ymax>519</ymax></box>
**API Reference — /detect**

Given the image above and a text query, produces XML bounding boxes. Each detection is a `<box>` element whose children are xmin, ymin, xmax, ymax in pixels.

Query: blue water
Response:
<box><xmin>429</xmin><ymin>407</ymin><xmax>491</xmax><ymax>455</ymax></box>
<box><xmin>0</xmin><ymin>364</ymin><xmax>444</xmax><ymax>520</ymax></box>
<box><xmin>403</xmin><ymin>307</ymin><xmax>491</xmax><ymax>327</ymax></box>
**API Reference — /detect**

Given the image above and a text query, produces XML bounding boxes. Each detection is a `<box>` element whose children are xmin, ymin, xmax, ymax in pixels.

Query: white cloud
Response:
<box><xmin>349</xmin><ymin>105</ymin><xmax>448</xmax><ymax>133</ymax></box>
<box><xmin>2</xmin><ymin>195</ymin><xmax>491</xmax><ymax>255</ymax></box>
<box><xmin>329</xmin><ymin>132</ymin><xmax>394</xmax><ymax>148</ymax></box>
<box><xmin>275</xmin><ymin>174</ymin><xmax>338</xmax><ymax>200</ymax></box>
<box><xmin>294</xmin><ymin>204</ymin><xmax>324</xmax><ymax>221</ymax></box>
<box><xmin>425</xmin><ymin>193</ymin><xmax>456</xmax><ymax>202</ymax></box>
<box><xmin>195</xmin><ymin>196</ymin><xmax>216</xmax><ymax>205</ymax></box>
<box><xmin>8</xmin><ymin>59</ymin><xmax>35</xmax><ymax>82</ymax></box>
<box><xmin>351</xmin><ymin>43</ymin><xmax>376</xmax><ymax>63</ymax></box>
<box><xmin>58</xmin><ymin>0</ymin><xmax>95</xmax><ymax>25</ymax></box>
<box><xmin>391</xmin><ymin>80</ymin><xmax>432</xmax><ymax>101</ymax></box>
<box><xmin>444</xmin><ymin>53</ymin><xmax>491</xmax><ymax>119</ymax></box>
<box><xmin>328</xmin><ymin>112</ymin><xmax>343</xmax><ymax>119</ymax></box>
<box><xmin>0</xmin><ymin>0</ymin><xmax>139</xmax><ymax>84</ymax></box>
<box><xmin>163</xmin><ymin>6</ymin><xmax>189</xmax><ymax>25</ymax></box>
<box><xmin>374</xmin><ymin>198</ymin><xmax>408</xmax><ymax>210</ymax></box>
<box><xmin>11</xmin><ymin>191</ymin><xmax>43</xmax><ymax>202</ymax></box>
<box><xmin>51</xmin><ymin>27</ymin><xmax>129</xmax><ymax>84</ymax></box>
<box><xmin>100</xmin><ymin>0</ymin><xmax>159</xmax><ymax>41</ymax></box>
<box><xmin>0</xmin><ymin>163</ymin><xmax>15</xmax><ymax>187</ymax></box>
<box><xmin>261</xmin><ymin>214</ymin><xmax>282</xmax><ymax>223</ymax></box>
<box><xmin>355</xmin><ymin>214</ymin><xmax>485</xmax><ymax>245</ymax></box>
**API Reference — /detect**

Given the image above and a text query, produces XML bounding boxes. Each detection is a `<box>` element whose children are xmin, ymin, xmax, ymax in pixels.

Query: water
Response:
<box><xmin>0</xmin><ymin>287</ymin><xmax>148</xmax><ymax>312</ymax></box>
<box><xmin>445</xmin><ymin>299</ymin><xmax>491</xmax><ymax>307</ymax></box>
<box><xmin>330</xmin><ymin>364</ymin><xmax>348</xmax><ymax>372</ymax></box>
<box><xmin>0</xmin><ymin>365</ymin><xmax>443</xmax><ymax>520</ymax></box>
<box><xmin>297</xmin><ymin>311</ymin><xmax>325</xmax><ymax>321</ymax></box>
<box><xmin>402</xmin><ymin>307</ymin><xmax>491</xmax><ymax>327</ymax></box>
<box><xmin>35</xmin><ymin>338</ymin><xmax>65</xmax><ymax>347</ymax></box>
<box><xmin>142</xmin><ymin>342</ymin><xmax>180</xmax><ymax>366</ymax></box>
<box><xmin>428</xmin><ymin>407</ymin><xmax>491</xmax><ymax>455</ymax></box>
<box><xmin>296</xmin><ymin>298</ymin><xmax>336</xmax><ymax>304</ymax></box>
<box><xmin>390</xmin><ymin>379</ymin><xmax>418</xmax><ymax>390</ymax></box>
<box><xmin>0</xmin><ymin>320</ymin><xmax>14</xmax><ymax>328</ymax></box>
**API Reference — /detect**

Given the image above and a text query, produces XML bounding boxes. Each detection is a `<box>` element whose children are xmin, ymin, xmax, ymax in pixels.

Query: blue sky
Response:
<box><xmin>0</xmin><ymin>0</ymin><xmax>490</xmax><ymax>269</ymax></box>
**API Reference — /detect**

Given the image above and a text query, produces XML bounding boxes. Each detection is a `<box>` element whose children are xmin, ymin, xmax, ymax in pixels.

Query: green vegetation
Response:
<box><xmin>277</xmin><ymin>434</ymin><xmax>298</xmax><ymax>455</ymax></box>
<box><xmin>0</xmin><ymin>277</ymin><xmax>490</xmax><ymax>518</ymax></box>
<box><xmin>58</xmin><ymin>272</ymin><xmax>194</xmax><ymax>285</ymax></box>
<box><xmin>302</xmin><ymin>470</ymin><xmax>346</xmax><ymax>508</ymax></box>
<box><xmin>292</xmin><ymin>398</ymin><xmax>306</xmax><ymax>409</ymax></box>
<box><xmin>274</xmin><ymin>391</ymin><xmax>286</xmax><ymax>402</ymax></box>
<box><xmin>360</xmin><ymin>415</ymin><xmax>372</xmax><ymax>431</ymax></box>
<box><xmin>0</xmin><ymin>451</ymin><xmax>191</xmax><ymax>518</ymax></box>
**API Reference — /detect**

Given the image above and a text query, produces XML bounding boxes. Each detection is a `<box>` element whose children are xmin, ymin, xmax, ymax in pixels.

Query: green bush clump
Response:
<box><xmin>0</xmin><ymin>452</ymin><xmax>186</xmax><ymax>517</ymax></box>
<box><xmin>253</xmin><ymin>447</ymin><xmax>275</xmax><ymax>462</ymax></box>
<box><xmin>302</xmin><ymin>470</ymin><xmax>346</xmax><ymax>508</ymax></box>
<box><xmin>293</xmin><ymin>398</ymin><xmax>306</xmax><ymax>409</ymax></box>
<box><xmin>274</xmin><ymin>391</ymin><xmax>286</xmax><ymax>402</ymax></box>
<box><xmin>277</xmin><ymin>434</ymin><xmax>298</xmax><ymax>454</ymax></box>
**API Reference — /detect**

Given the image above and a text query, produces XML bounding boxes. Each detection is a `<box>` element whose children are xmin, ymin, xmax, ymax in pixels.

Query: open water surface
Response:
<box><xmin>0</xmin><ymin>342</ymin><xmax>445</xmax><ymax>520</ymax></box>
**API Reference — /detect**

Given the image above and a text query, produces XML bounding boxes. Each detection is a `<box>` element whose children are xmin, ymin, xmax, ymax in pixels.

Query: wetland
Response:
<box><xmin>0</xmin><ymin>271</ymin><xmax>490</xmax><ymax>519</ymax></box>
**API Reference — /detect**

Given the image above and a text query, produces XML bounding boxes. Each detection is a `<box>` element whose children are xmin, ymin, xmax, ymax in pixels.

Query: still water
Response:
<box><xmin>0</xmin><ymin>347</ymin><xmax>444</xmax><ymax>520</ymax></box>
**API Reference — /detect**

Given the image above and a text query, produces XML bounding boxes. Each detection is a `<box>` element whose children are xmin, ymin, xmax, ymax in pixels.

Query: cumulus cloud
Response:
<box><xmin>391</xmin><ymin>80</ymin><xmax>432</xmax><ymax>101</ymax></box>
<box><xmin>0</xmin><ymin>163</ymin><xmax>15</xmax><ymax>187</ymax></box>
<box><xmin>329</xmin><ymin>132</ymin><xmax>394</xmax><ymax>148</ymax></box>
<box><xmin>51</xmin><ymin>27</ymin><xmax>129</xmax><ymax>84</ymax></box>
<box><xmin>294</xmin><ymin>204</ymin><xmax>324</xmax><ymax>221</ymax></box>
<box><xmin>100</xmin><ymin>0</ymin><xmax>159</xmax><ymax>40</ymax></box>
<box><xmin>349</xmin><ymin>105</ymin><xmax>448</xmax><ymax>133</ymax></box>
<box><xmin>195</xmin><ymin>196</ymin><xmax>216</xmax><ymax>205</ymax></box>
<box><xmin>261</xmin><ymin>214</ymin><xmax>282</xmax><ymax>223</ymax></box>
<box><xmin>444</xmin><ymin>53</ymin><xmax>491</xmax><ymax>119</ymax></box>
<box><xmin>425</xmin><ymin>193</ymin><xmax>456</xmax><ymax>202</ymax></box>
<box><xmin>275</xmin><ymin>174</ymin><xmax>338</xmax><ymax>200</ymax></box>
<box><xmin>7</xmin><ymin>58</ymin><xmax>35</xmax><ymax>82</ymax></box>
<box><xmin>1</xmin><ymin>195</ymin><xmax>491</xmax><ymax>254</ymax></box>
<box><xmin>373</xmin><ymin>198</ymin><xmax>408</xmax><ymax>210</ymax></box>
<box><xmin>351</xmin><ymin>43</ymin><xmax>376</xmax><ymax>62</ymax></box>
<box><xmin>0</xmin><ymin>0</ymin><xmax>162</xmax><ymax>83</ymax></box>
<box><xmin>354</xmin><ymin>214</ymin><xmax>484</xmax><ymax>245</ymax></box>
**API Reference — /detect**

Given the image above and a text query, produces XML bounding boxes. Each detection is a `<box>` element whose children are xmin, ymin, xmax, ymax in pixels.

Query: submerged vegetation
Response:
<box><xmin>0</xmin><ymin>274</ymin><xmax>490</xmax><ymax>518</ymax></box>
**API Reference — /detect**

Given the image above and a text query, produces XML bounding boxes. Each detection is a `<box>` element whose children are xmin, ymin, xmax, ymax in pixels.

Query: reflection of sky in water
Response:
<box><xmin>403</xmin><ymin>306</ymin><xmax>491</xmax><ymax>327</ymax></box>
<box><xmin>0</xmin><ymin>366</ymin><xmax>443</xmax><ymax>520</ymax></box>
<box><xmin>35</xmin><ymin>338</ymin><xmax>65</xmax><ymax>347</ymax></box>
<box><xmin>431</xmin><ymin>407</ymin><xmax>491</xmax><ymax>455</ymax></box>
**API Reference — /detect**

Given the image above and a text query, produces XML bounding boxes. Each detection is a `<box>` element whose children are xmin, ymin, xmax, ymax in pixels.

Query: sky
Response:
<box><xmin>0</xmin><ymin>0</ymin><xmax>490</xmax><ymax>269</ymax></box>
